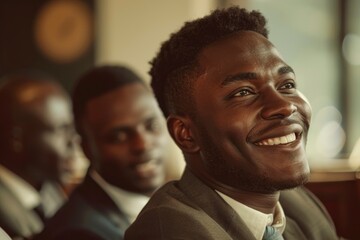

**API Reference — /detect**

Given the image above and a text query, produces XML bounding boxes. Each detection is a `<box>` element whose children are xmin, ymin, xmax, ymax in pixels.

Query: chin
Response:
<box><xmin>223</xmin><ymin>169</ymin><xmax>310</xmax><ymax>194</ymax></box>
<box><xmin>134</xmin><ymin>185</ymin><xmax>158</xmax><ymax>196</ymax></box>
<box><xmin>272</xmin><ymin>171</ymin><xmax>310</xmax><ymax>191</ymax></box>
<box><xmin>131</xmin><ymin>175</ymin><xmax>163</xmax><ymax>194</ymax></box>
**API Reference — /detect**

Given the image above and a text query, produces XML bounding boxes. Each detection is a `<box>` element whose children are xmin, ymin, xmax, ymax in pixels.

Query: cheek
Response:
<box><xmin>297</xmin><ymin>92</ymin><xmax>312</xmax><ymax>121</ymax></box>
<box><xmin>303</xmin><ymin>101</ymin><xmax>312</xmax><ymax>122</ymax></box>
<box><xmin>42</xmin><ymin>134</ymin><xmax>69</xmax><ymax>158</ymax></box>
<box><xmin>97</xmin><ymin>144</ymin><xmax>129</xmax><ymax>167</ymax></box>
<box><xmin>154</xmin><ymin>132</ymin><xmax>168</xmax><ymax>149</ymax></box>
<box><xmin>203</xmin><ymin>117</ymin><xmax>251</xmax><ymax>159</ymax></box>
<box><xmin>220</xmin><ymin>114</ymin><xmax>260</xmax><ymax>165</ymax></box>
<box><xmin>227</xmin><ymin>113</ymin><xmax>253</xmax><ymax>143</ymax></box>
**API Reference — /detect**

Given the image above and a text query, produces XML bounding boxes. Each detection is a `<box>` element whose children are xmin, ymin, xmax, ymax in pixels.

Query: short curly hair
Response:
<box><xmin>150</xmin><ymin>7</ymin><xmax>269</xmax><ymax>117</ymax></box>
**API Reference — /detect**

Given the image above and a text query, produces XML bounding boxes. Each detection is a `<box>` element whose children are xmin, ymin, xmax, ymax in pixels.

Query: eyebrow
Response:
<box><xmin>221</xmin><ymin>65</ymin><xmax>295</xmax><ymax>86</ymax></box>
<box><xmin>278</xmin><ymin>66</ymin><xmax>295</xmax><ymax>75</ymax></box>
<box><xmin>221</xmin><ymin>72</ymin><xmax>257</xmax><ymax>86</ymax></box>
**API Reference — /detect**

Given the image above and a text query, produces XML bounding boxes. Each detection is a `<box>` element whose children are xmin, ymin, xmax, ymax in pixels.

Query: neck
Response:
<box><xmin>190</xmin><ymin>167</ymin><xmax>279</xmax><ymax>214</ymax></box>
<box><xmin>216</xmin><ymin>186</ymin><xmax>280</xmax><ymax>214</ymax></box>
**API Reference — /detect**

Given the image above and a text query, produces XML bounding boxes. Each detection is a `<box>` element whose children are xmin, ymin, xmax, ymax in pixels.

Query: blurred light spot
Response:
<box><xmin>315</xmin><ymin>106</ymin><xmax>342</xmax><ymax>124</ymax></box>
<box><xmin>342</xmin><ymin>34</ymin><xmax>360</xmax><ymax>65</ymax></box>
<box><xmin>314</xmin><ymin>106</ymin><xmax>345</xmax><ymax>159</ymax></box>
<box><xmin>316</xmin><ymin>121</ymin><xmax>346</xmax><ymax>158</ymax></box>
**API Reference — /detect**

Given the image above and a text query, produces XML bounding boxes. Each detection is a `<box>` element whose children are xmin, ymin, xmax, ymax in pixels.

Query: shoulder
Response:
<box><xmin>137</xmin><ymin>180</ymin><xmax>202</xmax><ymax>215</ymax></box>
<box><xmin>280</xmin><ymin>187</ymin><xmax>339</xmax><ymax>240</ymax></box>
<box><xmin>125</xmin><ymin>182</ymin><xmax>229</xmax><ymax>240</ymax></box>
<box><xmin>125</xmin><ymin>205</ymin><xmax>225</xmax><ymax>240</ymax></box>
<box><xmin>280</xmin><ymin>186</ymin><xmax>330</xmax><ymax>215</ymax></box>
<box><xmin>35</xmin><ymin>229</ymin><xmax>106</xmax><ymax>240</ymax></box>
<box><xmin>39</xmin><ymin>183</ymin><xmax>125</xmax><ymax>240</ymax></box>
<box><xmin>280</xmin><ymin>186</ymin><xmax>329</xmax><ymax>217</ymax></box>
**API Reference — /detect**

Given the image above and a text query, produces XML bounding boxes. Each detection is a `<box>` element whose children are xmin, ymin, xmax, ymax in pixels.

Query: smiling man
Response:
<box><xmin>37</xmin><ymin>65</ymin><xmax>168</xmax><ymax>240</ymax></box>
<box><xmin>125</xmin><ymin>7</ymin><xmax>339</xmax><ymax>240</ymax></box>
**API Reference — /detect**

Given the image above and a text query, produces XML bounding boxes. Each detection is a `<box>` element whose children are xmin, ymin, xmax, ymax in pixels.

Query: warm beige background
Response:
<box><xmin>95</xmin><ymin>0</ymin><xmax>218</xmax><ymax>180</ymax></box>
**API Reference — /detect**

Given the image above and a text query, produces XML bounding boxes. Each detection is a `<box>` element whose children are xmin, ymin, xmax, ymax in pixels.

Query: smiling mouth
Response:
<box><xmin>134</xmin><ymin>159</ymin><xmax>161</xmax><ymax>178</ymax></box>
<box><xmin>255</xmin><ymin>133</ymin><xmax>297</xmax><ymax>146</ymax></box>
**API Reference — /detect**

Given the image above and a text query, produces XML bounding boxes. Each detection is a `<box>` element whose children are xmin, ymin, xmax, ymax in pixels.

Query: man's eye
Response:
<box><xmin>280</xmin><ymin>82</ymin><xmax>296</xmax><ymax>90</ymax></box>
<box><xmin>108</xmin><ymin>131</ymin><xmax>128</xmax><ymax>143</ymax></box>
<box><xmin>234</xmin><ymin>89</ymin><xmax>252</xmax><ymax>97</ymax></box>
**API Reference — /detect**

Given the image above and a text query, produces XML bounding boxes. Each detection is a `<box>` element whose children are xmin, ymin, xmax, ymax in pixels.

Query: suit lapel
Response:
<box><xmin>282</xmin><ymin>217</ymin><xmax>307</xmax><ymax>240</ymax></box>
<box><xmin>280</xmin><ymin>188</ymin><xmax>338</xmax><ymax>240</ymax></box>
<box><xmin>178</xmin><ymin>169</ymin><xmax>256</xmax><ymax>240</ymax></box>
<box><xmin>77</xmin><ymin>174</ymin><xmax>130</xmax><ymax>233</ymax></box>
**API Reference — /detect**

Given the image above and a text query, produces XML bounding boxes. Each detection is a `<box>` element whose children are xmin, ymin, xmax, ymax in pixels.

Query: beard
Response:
<box><xmin>198</xmin><ymin>131</ymin><xmax>309</xmax><ymax>194</ymax></box>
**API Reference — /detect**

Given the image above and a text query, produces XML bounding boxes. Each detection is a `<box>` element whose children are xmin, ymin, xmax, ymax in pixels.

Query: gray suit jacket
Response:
<box><xmin>0</xmin><ymin>179</ymin><xmax>43</xmax><ymax>239</ymax></box>
<box><xmin>125</xmin><ymin>168</ymin><xmax>339</xmax><ymax>240</ymax></box>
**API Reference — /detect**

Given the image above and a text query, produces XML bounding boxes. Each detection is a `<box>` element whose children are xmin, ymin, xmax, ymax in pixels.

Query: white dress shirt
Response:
<box><xmin>0</xmin><ymin>164</ymin><xmax>66</xmax><ymax>218</ymax></box>
<box><xmin>0</xmin><ymin>227</ymin><xmax>11</xmax><ymax>240</ymax></box>
<box><xmin>0</xmin><ymin>165</ymin><xmax>40</xmax><ymax>210</ymax></box>
<box><xmin>216</xmin><ymin>190</ymin><xmax>286</xmax><ymax>240</ymax></box>
<box><xmin>91</xmin><ymin>171</ymin><xmax>150</xmax><ymax>223</ymax></box>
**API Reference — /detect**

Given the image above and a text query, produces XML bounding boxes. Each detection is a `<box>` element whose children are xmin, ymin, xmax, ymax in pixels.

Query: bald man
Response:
<box><xmin>0</xmin><ymin>73</ymin><xmax>79</xmax><ymax>239</ymax></box>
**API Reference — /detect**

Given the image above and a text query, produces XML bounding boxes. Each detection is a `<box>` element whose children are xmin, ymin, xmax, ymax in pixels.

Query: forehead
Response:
<box><xmin>197</xmin><ymin>31</ymin><xmax>285</xmax><ymax>77</ymax></box>
<box><xmin>33</xmin><ymin>94</ymin><xmax>73</xmax><ymax>126</ymax></box>
<box><xmin>84</xmin><ymin>83</ymin><xmax>159</xmax><ymax>126</ymax></box>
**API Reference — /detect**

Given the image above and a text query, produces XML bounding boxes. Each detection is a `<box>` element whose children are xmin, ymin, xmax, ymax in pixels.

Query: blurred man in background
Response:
<box><xmin>0</xmin><ymin>72</ymin><xmax>79</xmax><ymax>239</ymax></box>
<box><xmin>37</xmin><ymin>65</ymin><xmax>169</xmax><ymax>240</ymax></box>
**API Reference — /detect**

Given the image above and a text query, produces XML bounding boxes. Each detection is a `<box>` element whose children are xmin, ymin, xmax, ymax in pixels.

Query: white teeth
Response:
<box><xmin>136</xmin><ymin>161</ymin><xmax>156</xmax><ymax>172</ymax></box>
<box><xmin>280</xmin><ymin>136</ymin><xmax>287</xmax><ymax>144</ymax></box>
<box><xmin>256</xmin><ymin>133</ymin><xmax>296</xmax><ymax>146</ymax></box>
<box><xmin>287</xmin><ymin>133</ymin><xmax>296</xmax><ymax>142</ymax></box>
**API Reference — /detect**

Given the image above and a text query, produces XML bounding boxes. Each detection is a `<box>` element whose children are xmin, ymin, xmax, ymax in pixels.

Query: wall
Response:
<box><xmin>96</xmin><ymin>0</ymin><xmax>217</xmax><ymax>179</ymax></box>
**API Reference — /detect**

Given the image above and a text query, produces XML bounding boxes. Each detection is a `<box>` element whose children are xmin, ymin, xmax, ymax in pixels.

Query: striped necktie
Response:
<box><xmin>262</xmin><ymin>225</ymin><xmax>284</xmax><ymax>240</ymax></box>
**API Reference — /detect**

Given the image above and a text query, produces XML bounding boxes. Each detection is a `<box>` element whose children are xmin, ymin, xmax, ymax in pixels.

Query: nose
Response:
<box><xmin>130</xmin><ymin>129</ymin><xmax>152</xmax><ymax>154</ymax></box>
<box><xmin>260</xmin><ymin>91</ymin><xmax>297</xmax><ymax>120</ymax></box>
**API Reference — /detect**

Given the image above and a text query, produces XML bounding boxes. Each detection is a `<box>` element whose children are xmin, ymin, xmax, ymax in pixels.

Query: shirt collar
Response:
<box><xmin>272</xmin><ymin>200</ymin><xmax>286</xmax><ymax>233</ymax></box>
<box><xmin>0</xmin><ymin>227</ymin><xmax>11</xmax><ymax>240</ymax></box>
<box><xmin>0</xmin><ymin>165</ymin><xmax>40</xmax><ymax>209</ymax></box>
<box><xmin>216</xmin><ymin>190</ymin><xmax>286</xmax><ymax>240</ymax></box>
<box><xmin>40</xmin><ymin>181</ymin><xmax>67</xmax><ymax>217</ymax></box>
<box><xmin>91</xmin><ymin>171</ymin><xmax>149</xmax><ymax>223</ymax></box>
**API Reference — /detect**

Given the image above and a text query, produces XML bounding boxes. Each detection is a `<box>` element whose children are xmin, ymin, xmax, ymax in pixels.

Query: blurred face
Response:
<box><xmin>22</xmin><ymin>93</ymin><xmax>78</xmax><ymax>185</ymax></box>
<box><xmin>82</xmin><ymin>83</ymin><xmax>167</xmax><ymax>195</ymax></box>
<box><xmin>188</xmin><ymin>31</ymin><xmax>312</xmax><ymax>193</ymax></box>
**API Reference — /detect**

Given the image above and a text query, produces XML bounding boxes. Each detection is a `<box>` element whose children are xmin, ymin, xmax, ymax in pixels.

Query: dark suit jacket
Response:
<box><xmin>0</xmin><ymin>179</ymin><xmax>43</xmax><ymax>239</ymax></box>
<box><xmin>36</xmin><ymin>173</ymin><xmax>130</xmax><ymax>240</ymax></box>
<box><xmin>125</xmin><ymin>168</ymin><xmax>339</xmax><ymax>240</ymax></box>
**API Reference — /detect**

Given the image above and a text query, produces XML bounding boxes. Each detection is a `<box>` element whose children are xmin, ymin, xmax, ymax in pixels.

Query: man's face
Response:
<box><xmin>23</xmin><ymin>93</ymin><xmax>78</xmax><ymax>185</ymax></box>
<box><xmin>189</xmin><ymin>31</ymin><xmax>312</xmax><ymax>193</ymax></box>
<box><xmin>83</xmin><ymin>83</ymin><xmax>167</xmax><ymax>195</ymax></box>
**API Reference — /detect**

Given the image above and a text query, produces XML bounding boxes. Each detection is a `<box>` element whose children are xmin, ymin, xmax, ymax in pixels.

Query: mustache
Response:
<box><xmin>251</xmin><ymin>116</ymin><xmax>310</xmax><ymax>138</ymax></box>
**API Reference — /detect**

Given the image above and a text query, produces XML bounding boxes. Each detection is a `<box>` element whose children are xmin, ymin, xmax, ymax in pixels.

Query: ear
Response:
<box><xmin>80</xmin><ymin>136</ymin><xmax>100</xmax><ymax>171</ymax></box>
<box><xmin>79</xmin><ymin>123</ymin><xmax>99</xmax><ymax>169</ymax></box>
<box><xmin>167</xmin><ymin>115</ymin><xmax>200</xmax><ymax>153</ymax></box>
